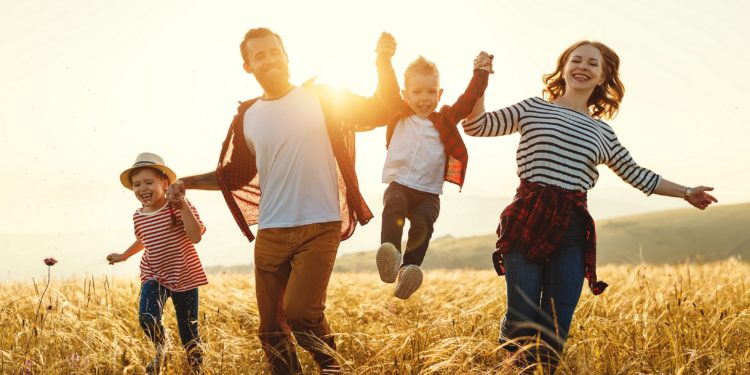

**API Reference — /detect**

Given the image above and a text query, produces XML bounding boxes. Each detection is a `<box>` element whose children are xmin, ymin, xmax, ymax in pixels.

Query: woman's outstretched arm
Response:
<box><xmin>653</xmin><ymin>179</ymin><xmax>718</xmax><ymax>210</ymax></box>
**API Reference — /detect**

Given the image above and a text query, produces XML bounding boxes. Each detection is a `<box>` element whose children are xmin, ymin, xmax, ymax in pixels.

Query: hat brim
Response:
<box><xmin>120</xmin><ymin>165</ymin><xmax>177</xmax><ymax>190</ymax></box>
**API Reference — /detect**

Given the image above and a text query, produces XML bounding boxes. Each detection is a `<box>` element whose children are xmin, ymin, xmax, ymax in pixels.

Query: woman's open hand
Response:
<box><xmin>686</xmin><ymin>186</ymin><xmax>718</xmax><ymax>210</ymax></box>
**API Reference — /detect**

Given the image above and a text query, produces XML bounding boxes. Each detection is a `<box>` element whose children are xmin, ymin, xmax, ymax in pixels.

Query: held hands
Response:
<box><xmin>686</xmin><ymin>186</ymin><xmax>718</xmax><ymax>210</ymax></box>
<box><xmin>474</xmin><ymin>51</ymin><xmax>494</xmax><ymax>73</ymax></box>
<box><xmin>376</xmin><ymin>32</ymin><xmax>397</xmax><ymax>58</ymax></box>
<box><xmin>167</xmin><ymin>180</ymin><xmax>186</xmax><ymax>208</ymax></box>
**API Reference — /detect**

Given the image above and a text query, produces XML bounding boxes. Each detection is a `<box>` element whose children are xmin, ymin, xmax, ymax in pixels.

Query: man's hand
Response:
<box><xmin>474</xmin><ymin>51</ymin><xmax>494</xmax><ymax>73</ymax></box>
<box><xmin>376</xmin><ymin>32</ymin><xmax>397</xmax><ymax>58</ymax></box>
<box><xmin>167</xmin><ymin>180</ymin><xmax>186</xmax><ymax>203</ymax></box>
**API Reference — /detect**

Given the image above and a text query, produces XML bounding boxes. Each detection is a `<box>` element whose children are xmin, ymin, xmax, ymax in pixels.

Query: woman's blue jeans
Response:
<box><xmin>500</xmin><ymin>212</ymin><xmax>586</xmax><ymax>368</ymax></box>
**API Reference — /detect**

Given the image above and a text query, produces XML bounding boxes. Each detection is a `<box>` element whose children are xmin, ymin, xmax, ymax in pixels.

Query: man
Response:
<box><xmin>168</xmin><ymin>28</ymin><xmax>396</xmax><ymax>374</ymax></box>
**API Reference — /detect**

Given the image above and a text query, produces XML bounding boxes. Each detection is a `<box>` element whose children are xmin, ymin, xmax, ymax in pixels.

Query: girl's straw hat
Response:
<box><xmin>120</xmin><ymin>152</ymin><xmax>177</xmax><ymax>190</ymax></box>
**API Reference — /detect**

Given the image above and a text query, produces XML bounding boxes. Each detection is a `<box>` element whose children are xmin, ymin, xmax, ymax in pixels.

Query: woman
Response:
<box><xmin>464</xmin><ymin>41</ymin><xmax>717</xmax><ymax>370</ymax></box>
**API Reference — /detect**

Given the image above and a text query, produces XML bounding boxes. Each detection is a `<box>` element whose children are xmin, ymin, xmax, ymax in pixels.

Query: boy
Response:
<box><xmin>374</xmin><ymin>33</ymin><xmax>493</xmax><ymax>299</ymax></box>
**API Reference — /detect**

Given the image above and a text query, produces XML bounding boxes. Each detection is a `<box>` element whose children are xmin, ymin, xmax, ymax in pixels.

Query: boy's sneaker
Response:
<box><xmin>145</xmin><ymin>345</ymin><xmax>166</xmax><ymax>375</ymax></box>
<box><xmin>376</xmin><ymin>242</ymin><xmax>401</xmax><ymax>283</ymax></box>
<box><xmin>394</xmin><ymin>265</ymin><xmax>423</xmax><ymax>299</ymax></box>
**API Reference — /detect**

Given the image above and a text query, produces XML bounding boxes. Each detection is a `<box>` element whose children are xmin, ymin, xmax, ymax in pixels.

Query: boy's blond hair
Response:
<box><xmin>404</xmin><ymin>56</ymin><xmax>440</xmax><ymax>86</ymax></box>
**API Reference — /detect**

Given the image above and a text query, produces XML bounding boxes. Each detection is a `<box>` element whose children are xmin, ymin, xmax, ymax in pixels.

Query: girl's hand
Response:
<box><xmin>106</xmin><ymin>253</ymin><xmax>125</xmax><ymax>265</ymax></box>
<box><xmin>169</xmin><ymin>197</ymin><xmax>185</xmax><ymax>210</ymax></box>
<box><xmin>167</xmin><ymin>181</ymin><xmax>186</xmax><ymax>209</ymax></box>
<box><xmin>167</xmin><ymin>180</ymin><xmax>186</xmax><ymax>202</ymax></box>
<box><xmin>686</xmin><ymin>186</ymin><xmax>718</xmax><ymax>210</ymax></box>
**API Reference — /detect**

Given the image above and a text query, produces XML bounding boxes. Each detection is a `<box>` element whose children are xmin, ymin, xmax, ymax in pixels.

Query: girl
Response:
<box><xmin>464</xmin><ymin>43</ymin><xmax>717</xmax><ymax>371</ymax></box>
<box><xmin>107</xmin><ymin>152</ymin><xmax>207</xmax><ymax>374</ymax></box>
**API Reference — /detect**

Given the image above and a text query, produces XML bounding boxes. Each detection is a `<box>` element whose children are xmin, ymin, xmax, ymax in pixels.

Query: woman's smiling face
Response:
<box><xmin>563</xmin><ymin>44</ymin><xmax>605</xmax><ymax>92</ymax></box>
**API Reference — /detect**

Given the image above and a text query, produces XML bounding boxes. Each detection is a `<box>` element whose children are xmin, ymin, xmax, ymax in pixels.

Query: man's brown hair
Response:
<box><xmin>239</xmin><ymin>27</ymin><xmax>286</xmax><ymax>65</ymax></box>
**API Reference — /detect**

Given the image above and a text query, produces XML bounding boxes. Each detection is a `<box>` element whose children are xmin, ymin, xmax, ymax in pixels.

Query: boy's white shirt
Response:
<box><xmin>243</xmin><ymin>87</ymin><xmax>341</xmax><ymax>229</ymax></box>
<box><xmin>382</xmin><ymin>114</ymin><xmax>447</xmax><ymax>195</ymax></box>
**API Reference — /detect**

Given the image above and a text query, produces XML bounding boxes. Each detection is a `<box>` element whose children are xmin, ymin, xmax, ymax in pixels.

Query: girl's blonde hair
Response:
<box><xmin>543</xmin><ymin>41</ymin><xmax>625</xmax><ymax>120</ymax></box>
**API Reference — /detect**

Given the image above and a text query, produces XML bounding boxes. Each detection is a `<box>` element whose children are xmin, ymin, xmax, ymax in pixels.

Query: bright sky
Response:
<box><xmin>1</xmin><ymin>0</ymin><xmax>748</xmax><ymax>281</ymax></box>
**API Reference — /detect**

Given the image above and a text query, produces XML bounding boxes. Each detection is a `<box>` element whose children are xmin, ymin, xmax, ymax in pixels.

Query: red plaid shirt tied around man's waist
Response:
<box><xmin>493</xmin><ymin>179</ymin><xmax>608</xmax><ymax>295</ymax></box>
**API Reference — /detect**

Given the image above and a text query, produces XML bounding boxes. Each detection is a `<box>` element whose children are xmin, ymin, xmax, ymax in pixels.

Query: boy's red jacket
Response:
<box><xmin>377</xmin><ymin>59</ymin><xmax>490</xmax><ymax>189</ymax></box>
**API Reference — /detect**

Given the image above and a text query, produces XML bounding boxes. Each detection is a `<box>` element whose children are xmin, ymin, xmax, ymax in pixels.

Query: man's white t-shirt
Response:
<box><xmin>243</xmin><ymin>87</ymin><xmax>340</xmax><ymax>229</ymax></box>
<box><xmin>382</xmin><ymin>114</ymin><xmax>447</xmax><ymax>194</ymax></box>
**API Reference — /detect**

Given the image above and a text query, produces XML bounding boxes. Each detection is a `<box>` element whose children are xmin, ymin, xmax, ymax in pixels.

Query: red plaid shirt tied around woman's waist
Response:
<box><xmin>493</xmin><ymin>179</ymin><xmax>608</xmax><ymax>295</ymax></box>
<box><xmin>215</xmin><ymin>83</ymin><xmax>384</xmax><ymax>243</ymax></box>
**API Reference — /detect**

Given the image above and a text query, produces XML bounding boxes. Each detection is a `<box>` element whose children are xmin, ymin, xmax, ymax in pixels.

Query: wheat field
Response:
<box><xmin>2</xmin><ymin>260</ymin><xmax>749</xmax><ymax>374</ymax></box>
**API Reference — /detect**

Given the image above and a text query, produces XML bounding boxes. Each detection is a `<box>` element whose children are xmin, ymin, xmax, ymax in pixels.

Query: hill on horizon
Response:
<box><xmin>331</xmin><ymin>202</ymin><xmax>750</xmax><ymax>273</ymax></box>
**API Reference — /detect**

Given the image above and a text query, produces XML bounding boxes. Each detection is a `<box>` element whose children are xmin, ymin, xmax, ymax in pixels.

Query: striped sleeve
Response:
<box><xmin>603</xmin><ymin>127</ymin><xmax>661</xmax><ymax>195</ymax></box>
<box><xmin>462</xmin><ymin>99</ymin><xmax>526</xmax><ymax>137</ymax></box>
<box><xmin>185</xmin><ymin>199</ymin><xmax>206</xmax><ymax>235</ymax></box>
<box><xmin>133</xmin><ymin>210</ymin><xmax>144</xmax><ymax>242</ymax></box>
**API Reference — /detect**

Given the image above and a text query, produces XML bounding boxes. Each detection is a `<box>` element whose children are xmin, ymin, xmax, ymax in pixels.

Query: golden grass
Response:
<box><xmin>2</xmin><ymin>260</ymin><xmax>749</xmax><ymax>374</ymax></box>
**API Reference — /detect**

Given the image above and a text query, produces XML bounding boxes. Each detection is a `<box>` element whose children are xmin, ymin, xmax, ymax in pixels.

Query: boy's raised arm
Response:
<box><xmin>375</xmin><ymin>32</ymin><xmax>402</xmax><ymax>114</ymax></box>
<box><xmin>443</xmin><ymin>52</ymin><xmax>493</xmax><ymax>125</ymax></box>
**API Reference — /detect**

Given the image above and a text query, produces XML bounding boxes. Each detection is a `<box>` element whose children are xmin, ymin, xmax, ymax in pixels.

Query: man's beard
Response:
<box><xmin>255</xmin><ymin>69</ymin><xmax>290</xmax><ymax>94</ymax></box>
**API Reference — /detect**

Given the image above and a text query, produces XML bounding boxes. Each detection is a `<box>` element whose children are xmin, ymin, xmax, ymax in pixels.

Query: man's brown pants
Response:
<box><xmin>254</xmin><ymin>221</ymin><xmax>342</xmax><ymax>374</ymax></box>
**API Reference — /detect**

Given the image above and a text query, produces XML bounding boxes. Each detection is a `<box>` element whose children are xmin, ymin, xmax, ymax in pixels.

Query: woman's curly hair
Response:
<box><xmin>543</xmin><ymin>41</ymin><xmax>625</xmax><ymax>120</ymax></box>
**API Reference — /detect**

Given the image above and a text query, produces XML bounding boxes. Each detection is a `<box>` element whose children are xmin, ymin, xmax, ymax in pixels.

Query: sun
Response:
<box><xmin>289</xmin><ymin>42</ymin><xmax>383</xmax><ymax>97</ymax></box>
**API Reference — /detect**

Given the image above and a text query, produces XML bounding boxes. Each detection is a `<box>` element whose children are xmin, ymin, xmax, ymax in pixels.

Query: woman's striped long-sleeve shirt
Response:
<box><xmin>463</xmin><ymin>97</ymin><xmax>661</xmax><ymax>194</ymax></box>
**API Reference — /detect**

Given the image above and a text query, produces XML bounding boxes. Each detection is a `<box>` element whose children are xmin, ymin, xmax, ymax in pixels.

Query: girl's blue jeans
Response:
<box><xmin>138</xmin><ymin>280</ymin><xmax>201</xmax><ymax>353</ymax></box>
